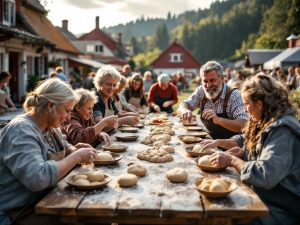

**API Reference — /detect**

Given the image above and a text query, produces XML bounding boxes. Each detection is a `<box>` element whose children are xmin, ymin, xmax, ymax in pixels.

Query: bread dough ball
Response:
<box><xmin>156</xmin><ymin>134</ymin><xmax>171</xmax><ymax>142</ymax></box>
<box><xmin>199</xmin><ymin>181</ymin><xmax>210</xmax><ymax>191</ymax></box>
<box><xmin>160</xmin><ymin>145</ymin><xmax>175</xmax><ymax>154</ymax></box>
<box><xmin>127</xmin><ymin>164</ymin><xmax>147</xmax><ymax>177</ymax></box>
<box><xmin>166</xmin><ymin>168</ymin><xmax>188</xmax><ymax>183</ymax></box>
<box><xmin>74</xmin><ymin>178</ymin><xmax>90</xmax><ymax>186</ymax></box>
<box><xmin>182</xmin><ymin>136</ymin><xmax>195</xmax><ymax>142</ymax></box>
<box><xmin>109</xmin><ymin>144</ymin><xmax>120</xmax><ymax>149</ymax></box>
<box><xmin>209</xmin><ymin>181</ymin><xmax>226</xmax><ymax>192</ymax></box>
<box><xmin>73</xmin><ymin>174</ymin><xmax>88</xmax><ymax>181</ymax></box>
<box><xmin>117</xmin><ymin>174</ymin><xmax>138</xmax><ymax>187</ymax></box>
<box><xmin>96</xmin><ymin>152</ymin><xmax>114</xmax><ymax>161</ymax></box>
<box><xmin>87</xmin><ymin>171</ymin><xmax>105</xmax><ymax>182</ymax></box>
<box><xmin>198</xmin><ymin>155</ymin><xmax>212</xmax><ymax>166</ymax></box>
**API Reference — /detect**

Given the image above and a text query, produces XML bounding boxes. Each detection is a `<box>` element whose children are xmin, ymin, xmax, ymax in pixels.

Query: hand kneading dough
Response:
<box><xmin>96</xmin><ymin>152</ymin><xmax>114</xmax><ymax>161</ymax></box>
<box><xmin>160</xmin><ymin>145</ymin><xmax>175</xmax><ymax>154</ymax></box>
<box><xmin>198</xmin><ymin>155</ymin><xmax>212</xmax><ymax>166</ymax></box>
<box><xmin>87</xmin><ymin>171</ymin><xmax>105</xmax><ymax>182</ymax></box>
<box><xmin>117</xmin><ymin>174</ymin><xmax>138</xmax><ymax>187</ymax></box>
<box><xmin>74</xmin><ymin>178</ymin><xmax>90</xmax><ymax>186</ymax></box>
<box><xmin>166</xmin><ymin>168</ymin><xmax>188</xmax><ymax>183</ymax></box>
<box><xmin>127</xmin><ymin>164</ymin><xmax>147</xmax><ymax>177</ymax></box>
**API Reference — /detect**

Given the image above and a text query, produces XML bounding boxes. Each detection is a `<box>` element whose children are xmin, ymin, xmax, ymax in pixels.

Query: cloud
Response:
<box><xmin>62</xmin><ymin>0</ymin><xmax>106</xmax><ymax>9</ymax></box>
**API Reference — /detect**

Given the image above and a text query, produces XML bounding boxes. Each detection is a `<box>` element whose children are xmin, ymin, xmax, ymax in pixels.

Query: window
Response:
<box><xmin>3</xmin><ymin>0</ymin><xmax>16</xmax><ymax>26</ymax></box>
<box><xmin>86</xmin><ymin>44</ymin><xmax>103</xmax><ymax>53</ymax></box>
<box><xmin>95</xmin><ymin>45</ymin><xmax>103</xmax><ymax>53</ymax></box>
<box><xmin>169</xmin><ymin>53</ymin><xmax>183</xmax><ymax>63</ymax></box>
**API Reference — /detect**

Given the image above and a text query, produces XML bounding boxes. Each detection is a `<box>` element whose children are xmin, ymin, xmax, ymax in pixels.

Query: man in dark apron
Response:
<box><xmin>148</xmin><ymin>74</ymin><xmax>178</xmax><ymax>114</ymax></box>
<box><xmin>177</xmin><ymin>61</ymin><xmax>247</xmax><ymax>139</ymax></box>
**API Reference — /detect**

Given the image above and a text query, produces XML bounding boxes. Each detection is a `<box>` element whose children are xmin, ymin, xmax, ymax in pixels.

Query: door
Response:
<box><xmin>8</xmin><ymin>52</ymin><xmax>19</xmax><ymax>102</ymax></box>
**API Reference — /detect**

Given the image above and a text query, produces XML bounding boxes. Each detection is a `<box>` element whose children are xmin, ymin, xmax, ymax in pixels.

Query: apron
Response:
<box><xmin>128</xmin><ymin>96</ymin><xmax>142</xmax><ymax>110</ymax></box>
<box><xmin>45</xmin><ymin>129</ymin><xmax>66</xmax><ymax>161</ymax></box>
<box><xmin>150</xmin><ymin>88</ymin><xmax>173</xmax><ymax>113</ymax></box>
<box><xmin>200</xmin><ymin>87</ymin><xmax>240</xmax><ymax>139</ymax></box>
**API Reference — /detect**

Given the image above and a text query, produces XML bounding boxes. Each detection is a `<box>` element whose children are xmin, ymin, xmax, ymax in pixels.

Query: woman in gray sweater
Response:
<box><xmin>0</xmin><ymin>78</ymin><xmax>96</xmax><ymax>225</ymax></box>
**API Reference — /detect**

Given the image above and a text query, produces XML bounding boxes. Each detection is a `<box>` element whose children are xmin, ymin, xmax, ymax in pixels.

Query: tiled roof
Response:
<box><xmin>151</xmin><ymin>40</ymin><xmax>201</xmax><ymax>68</ymax></box>
<box><xmin>264</xmin><ymin>47</ymin><xmax>300</xmax><ymax>69</ymax></box>
<box><xmin>24</xmin><ymin>0</ymin><xmax>47</xmax><ymax>13</ymax></box>
<box><xmin>20</xmin><ymin>5</ymin><xmax>80</xmax><ymax>54</ymax></box>
<box><xmin>58</xmin><ymin>27</ymin><xmax>78</xmax><ymax>41</ymax></box>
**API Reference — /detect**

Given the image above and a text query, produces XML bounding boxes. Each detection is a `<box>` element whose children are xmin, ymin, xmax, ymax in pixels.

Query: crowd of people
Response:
<box><xmin>0</xmin><ymin>61</ymin><xmax>300</xmax><ymax>225</ymax></box>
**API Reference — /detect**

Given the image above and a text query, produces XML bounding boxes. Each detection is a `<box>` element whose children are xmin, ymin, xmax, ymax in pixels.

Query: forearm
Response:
<box><xmin>177</xmin><ymin>103</ymin><xmax>190</xmax><ymax>116</ymax></box>
<box><xmin>93</xmin><ymin>121</ymin><xmax>106</xmax><ymax>134</ymax></box>
<box><xmin>215</xmin><ymin>139</ymin><xmax>238</xmax><ymax>150</ymax></box>
<box><xmin>215</xmin><ymin>118</ymin><xmax>246</xmax><ymax>132</ymax></box>
<box><xmin>57</xmin><ymin>153</ymin><xmax>81</xmax><ymax>180</ymax></box>
<box><xmin>230</xmin><ymin>156</ymin><xmax>245</xmax><ymax>174</ymax></box>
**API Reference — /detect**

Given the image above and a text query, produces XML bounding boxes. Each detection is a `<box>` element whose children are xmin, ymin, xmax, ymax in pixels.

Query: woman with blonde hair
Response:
<box><xmin>122</xmin><ymin>73</ymin><xmax>148</xmax><ymax>113</ymax></box>
<box><xmin>93</xmin><ymin>65</ymin><xmax>139</xmax><ymax>131</ymax></box>
<box><xmin>0</xmin><ymin>78</ymin><xmax>96</xmax><ymax>225</ymax></box>
<box><xmin>61</xmin><ymin>88</ymin><xmax>117</xmax><ymax>147</ymax></box>
<box><xmin>200</xmin><ymin>74</ymin><xmax>300</xmax><ymax>225</ymax></box>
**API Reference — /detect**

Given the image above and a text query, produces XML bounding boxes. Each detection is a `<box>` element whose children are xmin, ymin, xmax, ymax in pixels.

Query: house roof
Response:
<box><xmin>23</xmin><ymin>0</ymin><xmax>47</xmax><ymax>13</ymax></box>
<box><xmin>20</xmin><ymin>4</ymin><xmax>80</xmax><ymax>54</ymax></box>
<box><xmin>245</xmin><ymin>49</ymin><xmax>282</xmax><ymax>66</ymax></box>
<box><xmin>79</xmin><ymin>28</ymin><xmax>127</xmax><ymax>60</ymax></box>
<box><xmin>58</xmin><ymin>27</ymin><xmax>78</xmax><ymax>41</ymax></box>
<box><xmin>151</xmin><ymin>40</ymin><xmax>201</xmax><ymax>69</ymax></box>
<box><xmin>263</xmin><ymin>47</ymin><xmax>300</xmax><ymax>70</ymax></box>
<box><xmin>68</xmin><ymin>57</ymin><xmax>105</xmax><ymax>69</ymax></box>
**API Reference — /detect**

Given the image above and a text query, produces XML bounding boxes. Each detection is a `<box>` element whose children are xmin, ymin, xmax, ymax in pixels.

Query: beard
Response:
<box><xmin>203</xmin><ymin>81</ymin><xmax>223</xmax><ymax>99</ymax></box>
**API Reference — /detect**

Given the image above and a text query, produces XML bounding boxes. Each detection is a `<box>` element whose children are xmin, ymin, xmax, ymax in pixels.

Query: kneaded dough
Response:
<box><xmin>74</xmin><ymin>178</ymin><xmax>90</xmax><ymax>186</ymax></box>
<box><xmin>209</xmin><ymin>181</ymin><xmax>227</xmax><ymax>192</ymax></box>
<box><xmin>127</xmin><ymin>164</ymin><xmax>147</xmax><ymax>177</ymax></box>
<box><xmin>166</xmin><ymin>168</ymin><xmax>188</xmax><ymax>183</ymax></box>
<box><xmin>73</xmin><ymin>174</ymin><xmax>88</xmax><ymax>181</ymax></box>
<box><xmin>117</xmin><ymin>174</ymin><xmax>138</xmax><ymax>187</ymax></box>
<box><xmin>199</xmin><ymin>181</ymin><xmax>210</xmax><ymax>191</ymax></box>
<box><xmin>96</xmin><ymin>152</ymin><xmax>114</xmax><ymax>161</ymax></box>
<box><xmin>108</xmin><ymin>144</ymin><xmax>121</xmax><ymax>149</ymax></box>
<box><xmin>86</xmin><ymin>171</ymin><xmax>105</xmax><ymax>182</ymax></box>
<box><xmin>160</xmin><ymin>145</ymin><xmax>175</xmax><ymax>154</ymax></box>
<box><xmin>198</xmin><ymin>155</ymin><xmax>212</xmax><ymax>166</ymax></box>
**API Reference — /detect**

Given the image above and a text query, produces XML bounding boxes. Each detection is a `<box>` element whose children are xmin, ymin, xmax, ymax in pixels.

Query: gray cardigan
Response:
<box><xmin>0</xmin><ymin>114</ymin><xmax>60</xmax><ymax>225</ymax></box>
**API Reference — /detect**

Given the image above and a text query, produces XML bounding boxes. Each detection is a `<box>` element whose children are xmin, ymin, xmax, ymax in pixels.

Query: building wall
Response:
<box><xmin>72</xmin><ymin>40</ymin><xmax>114</xmax><ymax>57</ymax></box>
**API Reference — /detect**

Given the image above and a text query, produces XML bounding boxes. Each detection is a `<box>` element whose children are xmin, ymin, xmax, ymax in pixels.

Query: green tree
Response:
<box><xmin>130</xmin><ymin>37</ymin><xmax>139</xmax><ymax>54</ymax></box>
<box><xmin>154</xmin><ymin>23</ymin><xmax>169</xmax><ymax>50</ymax></box>
<box><xmin>287</xmin><ymin>0</ymin><xmax>300</xmax><ymax>35</ymax></box>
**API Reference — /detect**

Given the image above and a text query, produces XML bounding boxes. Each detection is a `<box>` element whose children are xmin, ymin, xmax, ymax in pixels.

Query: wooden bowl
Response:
<box><xmin>65</xmin><ymin>174</ymin><xmax>111</xmax><ymax>190</ymax></box>
<box><xmin>194</xmin><ymin>179</ymin><xmax>237</xmax><ymax>198</ymax></box>
<box><xmin>185</xmin><ymin>132</ymin><xmax>208</xmax><ymax>138</ymax></box>
<box><xmin>102</xmin><ymin>144</ymin><xmax>128</xmax><ymax>153</ymax></box>
<box><xmin>115</xmin><ymin>133</ymin><xmax>139</xmax><ymax>142</ymax></box>
<box><xmin>185</xmin><ymin>146</ymin><xmax>217</xmax><ymax>157</ymax></box>
<box><xmin>182</xmin><ymin>121</ymin><xmax>198</xmax><ymax>126</ymax></box>
<box><xmin>120</xmin><ymin>127</ymin><xmax>139</xmax><ymax>133</ymax></box>
<box><xmin>195</xmin><ymin>158</ymin><xmax>227</xmax><ymax>172</ymax></box>
<box><xmin>186</xmin><ymin>126</ymin><xmax>203</xmax><ymax>132</ymax></box>
<box><xmin>94</xmin><ymin>152</ymin><xmax>122</xmax><ymax>166</ymax></box>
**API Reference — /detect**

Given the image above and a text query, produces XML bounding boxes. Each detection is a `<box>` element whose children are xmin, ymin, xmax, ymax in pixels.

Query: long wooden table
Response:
<box><xmin>35</xmin><ymin>115</ymin><xmax>268</xmax><ymax>225</ymax></box>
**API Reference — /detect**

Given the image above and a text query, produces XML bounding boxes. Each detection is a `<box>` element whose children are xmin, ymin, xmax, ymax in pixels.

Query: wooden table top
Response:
<box><xmin>35</xmin><ymin>114</ymin><xmax>268</xmax><ymax>225</ymax></box>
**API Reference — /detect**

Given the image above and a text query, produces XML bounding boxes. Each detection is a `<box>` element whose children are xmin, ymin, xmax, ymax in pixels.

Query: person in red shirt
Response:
<box><xmin>147</xmin><ymin>74</ymin><xmax>178</xmax><ymax>113</ymax></box>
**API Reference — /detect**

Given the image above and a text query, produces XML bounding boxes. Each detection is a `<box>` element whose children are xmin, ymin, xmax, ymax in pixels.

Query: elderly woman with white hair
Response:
<box><xmin>147</xmin><ymin>73</ymin><xmax>178</xmax><ymax>113</ymax></box>
<box><xmin>61</xmin><ymin>88</ymin><xmax>117</xmax><ymax>147</ymax></box>
<box><xmin>92</xmin><ymin>65</ymin><xmax>139</xmax><ymax>131</ymax></box>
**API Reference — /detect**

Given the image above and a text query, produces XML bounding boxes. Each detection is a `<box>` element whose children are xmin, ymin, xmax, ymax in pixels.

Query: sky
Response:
<box><xmin>46</xmin><ymin>0</ymin><xmax>216</xmax><ymax>34</ymax></box>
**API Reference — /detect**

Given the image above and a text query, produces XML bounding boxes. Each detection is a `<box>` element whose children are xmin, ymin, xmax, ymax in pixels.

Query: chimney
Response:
<box><xmin>118</xmin><ymin>33</ymin><xmax>122</xmax><ymax>44</ymax></box>
<box><xmin>96</xmin><ymin>16</ymin><xmax>100</xmax><ymax>29</ymax></box>
<box><xmin>286</xmin><ymin>34</ymin><xmax>297</xmax><ymax>48</ymax></box>
<box><xmin>62</xmin><ymin>20</ymin><xmax>68</xmax><ymax>30</ymax></box>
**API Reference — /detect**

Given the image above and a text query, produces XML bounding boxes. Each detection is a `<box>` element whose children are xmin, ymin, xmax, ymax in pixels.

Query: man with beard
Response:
<box><xmin>177</xmin><ymin>61</ymin><xmax>247</xmax><ymax>139</ymax></box>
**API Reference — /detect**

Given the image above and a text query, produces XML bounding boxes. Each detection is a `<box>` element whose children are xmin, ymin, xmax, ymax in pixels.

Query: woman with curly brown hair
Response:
<box><xmin>199</xmin><ymin>74</ymin><xmax>300</xmax><ymax>225</ymax></box>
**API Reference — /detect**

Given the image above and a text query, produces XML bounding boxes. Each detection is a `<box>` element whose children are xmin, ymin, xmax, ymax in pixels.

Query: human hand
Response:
<box><xmin>210</xmin><ymin>152</ymin><xmax>232</xmax><ymax>168</ymax></box>
<box><xmin>181</xmin><ymin>111</ymin><xmax>193</xmax><ymax>123</ymax></box>
<box><xmin>75</xmin><ymin>147</ymin><xmax>97</xmax><ymax>164</ymax></box>
<box><xmin>99</xmin><ymin>132</ymin><xmax>111</xmax><ymax>146</ymax></box>
<box><xmin>119</xmin><ymin>115</ymin><xmax>139</xmax><ymax>126</ymax></box>
<box><xmin>198</xmin><ymin>139</ymin><xmax>219</xmax><ymax>151</ymax></box>
<box><xmin>202</xmin><ymin>109</ymin><xmax>220</xmax><ymax>124</ymax></box>
<box><xmin>102</xmin><ymin>115</ymin><xmax>118</xmax><ymax>128</ymax></box>
<box><xmin>74</xmin><ymin>143</ymin><xmax>93</xmax><ymax>149</ymax></box>
<box><xmin>162</xmin><ymin>101</ymin><xmax>172</xmax><ymax>108</ymax></box>
<box><xmin>153</xmin><ymin>105</ymin><xmax>161</xmax><ymax>112</ymax></box>
<box><xmin>226</xmin><ymin>147</ymin><xmax>244</xmax><ymax>158</ymax></box>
